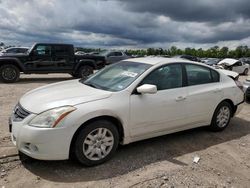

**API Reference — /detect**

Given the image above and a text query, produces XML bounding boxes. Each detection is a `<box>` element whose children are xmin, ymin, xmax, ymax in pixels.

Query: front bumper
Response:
<box><xmin>10</xmin><ymin>114</ymin><xmax>73</xmax><ymax>160</ymax></box>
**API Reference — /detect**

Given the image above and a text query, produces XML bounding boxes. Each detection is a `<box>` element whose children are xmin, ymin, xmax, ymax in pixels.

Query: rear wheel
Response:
<box><xmin>209</xmin><ymin>101</ymin><xmax>232</xmax><ymax>131</ymax></box>
<box><xmin>73</xmin><ymin>120</ymin><xmax>119</xmax><ymax>166</ymax></box>
<box><xmin>0</xmin><ymin>64</ymin><xmax>20</xmax><ymax>83</ymax></box>
<box><xmin>243</xmin><ymin>68</ymin><xmax>248</xmax><ymax>75</ymax></box>
<box><xmin>78</xmin><ymin>65</ymin><xmax>94</xmax><ymax>80</ymax></box>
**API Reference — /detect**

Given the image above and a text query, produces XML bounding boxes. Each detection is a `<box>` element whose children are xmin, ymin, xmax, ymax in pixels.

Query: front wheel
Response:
<box><xmin>78</xmin><ymin>65</ymin><xmax>94</xmax><ymax>80</ymax></box>
<box><xmin>209</xmin><ymin>101</ymin><xmax>232</xmax><ymax>131</ymax></box>
<box><xmin>0</xmin><ymin>64</ymin><xmax>20</xmax><ymax>83</ymax></box>
<box><xmin>73</xmin><ymin>120</ymin><xmax>119</xmax><ymax>166</ymax></box>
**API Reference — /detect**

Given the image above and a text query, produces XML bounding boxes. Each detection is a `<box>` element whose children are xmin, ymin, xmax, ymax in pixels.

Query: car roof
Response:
<box><xmin>125</xmin><ymin>57</ymin><xmax>198</xmax><ymax>66</ymax></box>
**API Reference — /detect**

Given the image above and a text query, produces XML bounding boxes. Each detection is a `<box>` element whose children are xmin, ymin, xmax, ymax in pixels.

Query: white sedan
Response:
<box><xmin>10</xmin><ymin>57</ymin><xmax>244</xmax><ymax>166</ymax></box>
<box><xmin>217</xmin><ymin>58</ymin><xmax>249</xmax><ymax>75</ymax></box>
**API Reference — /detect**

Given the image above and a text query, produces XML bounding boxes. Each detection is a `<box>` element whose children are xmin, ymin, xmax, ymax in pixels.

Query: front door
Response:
<box><xmin>25</xmin><ymin>44</ymin><xmax>54</xmax><ymax>71</ymax></box>
<box><xmin>129</xmin><ymin>64</ymin><xmax>188</xmax><ymax>138</ymax></box>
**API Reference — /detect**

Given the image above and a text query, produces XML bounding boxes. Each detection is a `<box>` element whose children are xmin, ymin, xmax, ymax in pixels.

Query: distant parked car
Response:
<box><xmin>75</xmin><ymin>51</ymin><xmax>86</xmax><ymax>55</ymax></box>
<box><xmin>99</xmin><ymin>50</ymin><xmax>130</xmax><ymax>64</ymax></box>
<box><xmin>217</xmin><ymin>58</ymin><xmax>249</xmax><ymax>75</ymax></box>
<box><xmin>0</xmin><ymin>47</ymin><xmax>29</xmax><ymax>55</ymax></box>
<box><xmin>10</xmin><ymin>57</ymin><xmax>244</xmax><ymax>166</ymax></box>
<box><xmin>239</xmin><ymin>57</ymin><xmax>250</xmax><ymax>66</ymax></box>
<box><xmin>174</xmin><ymin>55</ymin><xmax>201</xmax><ymax>62</ymax></box>
<box><xmin>203</xmin><ymin>58</ymin><xmax>220</xmax><ymax>66</ymax></box>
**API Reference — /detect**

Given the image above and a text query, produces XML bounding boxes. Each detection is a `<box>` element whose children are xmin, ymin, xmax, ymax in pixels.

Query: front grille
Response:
<box><xmin>12</xmin><ymin>104</ymin><xmax>30</xmax><ymax>122</ymax></box>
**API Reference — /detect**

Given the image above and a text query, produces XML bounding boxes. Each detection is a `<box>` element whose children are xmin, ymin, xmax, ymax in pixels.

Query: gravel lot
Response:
<box><xmin>0</xmin><ymin>74</ymin><xmax>250</xmax><ymax>188</ymax></box>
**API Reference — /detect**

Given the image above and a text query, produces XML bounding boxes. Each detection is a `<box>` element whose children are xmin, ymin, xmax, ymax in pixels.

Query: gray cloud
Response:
<box><xmin>0</xmin><ymin>0</ymin><xmax>250</xmax><ymax>48</ymax></box>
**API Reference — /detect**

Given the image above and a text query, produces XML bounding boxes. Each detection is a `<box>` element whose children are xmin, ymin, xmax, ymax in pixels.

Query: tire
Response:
<box><xmin>78</xmin><ymin>65</ymin><xmax>94</xmax><ymax>80</ymax></box>
<box><xmin>69</xmin><ymin>73</ymin><xmax>78</xmax><ymax>78</ymax></box>
<box><xmin>0</xmin><ymin>64</ymin><xmax>20</xmax><ymax>83</ymax></box>
<box><xmin>209</xmin><ymin>101</ymin><xmax>232</xmax><ymax>132</ymax></box>
<box><xmin>73</xmin><ymin>120</ymin><xmax>119</xmax><ymax>166</ymax></box>
<box><xmin>243</xmin><ymin>68</ymin><xmax>248</xmax><ymax>75</ymax></box>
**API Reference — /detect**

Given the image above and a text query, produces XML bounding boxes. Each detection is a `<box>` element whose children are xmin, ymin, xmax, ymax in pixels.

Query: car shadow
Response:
<box><xmin>22</xmin><ymin>117</ymin><xmax>250</xmax><ymax>183</ymax></box>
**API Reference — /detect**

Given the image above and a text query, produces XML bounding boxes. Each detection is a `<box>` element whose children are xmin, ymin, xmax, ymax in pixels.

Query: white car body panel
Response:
<box><xmin>10</xmin><ymin>57</ymin><xmax>245</xmax><ymax>160</ymax></box>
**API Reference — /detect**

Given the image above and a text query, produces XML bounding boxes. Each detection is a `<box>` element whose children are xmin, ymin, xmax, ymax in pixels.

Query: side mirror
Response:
<box><xmin>136</xmin><ymin>84</ymin><xmax>157</xmax><ymax>94</ymax></box>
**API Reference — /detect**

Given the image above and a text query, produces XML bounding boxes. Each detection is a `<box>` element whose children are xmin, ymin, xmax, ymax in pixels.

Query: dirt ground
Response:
<box><xmin>0</xmin><ymin>74</ymin><xmax>250</xmax><ymax>188</ymax></box>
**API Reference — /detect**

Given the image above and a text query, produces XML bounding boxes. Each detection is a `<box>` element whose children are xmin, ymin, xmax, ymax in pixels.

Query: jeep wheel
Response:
<box><xmin>0</xmin><ymin>64</ymin><xmax>20</xmax><ymax>83</ymax></box>
<box><xmin>78</xmin><ymin>65</ymin><xmax>94</xmax><ymax>80</ymax></box>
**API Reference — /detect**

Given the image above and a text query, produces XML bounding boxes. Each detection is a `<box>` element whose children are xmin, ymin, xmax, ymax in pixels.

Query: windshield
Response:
<box><xmin>83</xmin><ymin>61</ymin><xmax>152</xmax><ymax>91</ymax></box>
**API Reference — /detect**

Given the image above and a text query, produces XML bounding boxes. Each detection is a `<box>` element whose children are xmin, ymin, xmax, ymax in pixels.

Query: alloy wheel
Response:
<box><xmin>83</xmin><ymin>128</ymin><xmax>114</xmax><ymax>161</ymax></box>
<box><xmin>216</xmin><ymin>106</ymin><xmax>230</xmax><ymax>128</ymax></box>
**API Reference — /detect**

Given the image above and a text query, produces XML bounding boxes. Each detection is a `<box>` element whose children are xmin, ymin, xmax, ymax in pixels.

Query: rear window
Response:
<box><xmin>185</xmin><ymin>64</ymin><xmax>220</xmax><ymax>86</ymax></box>
<box><xmin>211</xmin><ymin>69</ymin><xmax>220</xmax><ymax>82</ymax></box>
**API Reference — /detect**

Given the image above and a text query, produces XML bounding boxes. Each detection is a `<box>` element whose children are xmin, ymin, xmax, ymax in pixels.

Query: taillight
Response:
<box><xmin>235</xmin><ymin>80</ymin><xmax>244</xmax><ymax>91</ymax></box>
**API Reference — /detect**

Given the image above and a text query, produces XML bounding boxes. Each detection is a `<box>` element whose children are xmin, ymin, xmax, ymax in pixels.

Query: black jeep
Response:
<box><xmin>0</xmin><ymin>43</ymin><xmax>106</xmax><ymax>83</ymax></box>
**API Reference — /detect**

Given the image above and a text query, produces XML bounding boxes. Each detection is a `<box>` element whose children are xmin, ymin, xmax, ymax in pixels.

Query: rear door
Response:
<box><xmin>52</xmin><ymin>45</ymin><xmax>74</xmax><ymax>71</ymax></box>
<box><xmin>184</xmin><ymin>64</ymin><xmax>223</xmax><ymax>126</ymax></box>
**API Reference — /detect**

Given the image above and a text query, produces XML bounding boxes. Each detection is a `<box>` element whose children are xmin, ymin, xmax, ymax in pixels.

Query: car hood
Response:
<box><xmin>20</xmin><ymin>79</ymin><xmax>112</xmax><ymax>114</ymax></box>
<box><xmin>217</xmin><ymin>58</ymin><xmax>238</xmax><ymax>66</ymax></box>
<box><xmin>217</xmin><ymin>69</ymin><xmax>239</xmax><ymax>79</ymax></box>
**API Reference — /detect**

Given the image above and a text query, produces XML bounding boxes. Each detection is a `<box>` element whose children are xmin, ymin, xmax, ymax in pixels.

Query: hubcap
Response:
<box><xmin>216</xmin><ymin>106</ymin><xmax>230</xmax><ymax>128</ymax></box>
<box><xmin>81</xmin><ymin>67</ymin><xmax>93</xmax><ymax>79</ymax></box>
<box><xmin>83</xmin><ymin>128</ymin><xmax>114</xmax><ymax>161</ymax></box>
<box><xmin>2</xmin><ymin>67</ymin><xmax>16</xmax><ymax>80</ymax></box>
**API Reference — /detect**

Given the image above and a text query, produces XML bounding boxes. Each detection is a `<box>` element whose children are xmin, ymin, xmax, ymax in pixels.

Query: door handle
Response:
<box><xmin>175</xmin><ymin>96</ymin><xmax>186</xmax><ymax>101</ymax></box>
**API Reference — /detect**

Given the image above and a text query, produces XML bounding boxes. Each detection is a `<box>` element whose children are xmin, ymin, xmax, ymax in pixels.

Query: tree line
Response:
<box><xmin>77</xmin><ymin>45</ymin><xmax>250</xmax><ymax>58</ymax></box>
<box><xmin>125</xmin><ymin>46</ymin><xmax>250</xmax><ymax>58</ymax></box>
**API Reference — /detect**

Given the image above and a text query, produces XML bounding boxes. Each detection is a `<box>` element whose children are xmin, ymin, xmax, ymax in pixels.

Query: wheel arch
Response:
<box><xmin>69</xmin><ymin>115</ymin><xmax>124</xmax><ymax>158</ymax></box>
<box><xmin>0</xmin><ymin>59</ymin><xmax>24</xmax><ymax>71</ymax></box>
<box><xmin>74</xmin><ymin>60</ymin><xmax>96</xmax><ymax>72</ymax></box>
<box><xmin>218</xmin><ymin>99</ymin><xmax>236</xmax><ymax>116</ymax></box>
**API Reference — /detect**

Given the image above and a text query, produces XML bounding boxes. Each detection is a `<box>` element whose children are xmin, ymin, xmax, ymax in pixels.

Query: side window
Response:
<box><xmin>6</xmin><ymin>48</ymin><xmax>17</xmax><ymax>53</ymax></box>
<box><xmin>185</xmin><ymin>64</ymin><xmax>213</xmax><ymax>86</ymax></box>
<box><xmin>108</xmin><ymin>52</ymin><xmax>116</xmax><ymax>57</ymax></box>
<box><xmin>140</xmin><ymin>64</ymin><xmax>182</xmax><ymax>90</ymax></box>
<box><xmin>34</xmin><ymin>45</ymin><xmax>51</xmax><ymax>55</ymax></box>
<box><xmin>54</xmin><ymin>45</ymin><xmax>69</xmax><ymax>56</ymax></box>
<box><xmin>115</xmin><ymin>52</ymin><xmax>123</xmax><ymax>56</ymax></box>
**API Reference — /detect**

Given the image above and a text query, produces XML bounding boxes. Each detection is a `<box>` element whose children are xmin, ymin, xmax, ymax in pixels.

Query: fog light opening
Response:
<box><xmin>30</xmin><ymin>144</ymin><xmax>38</xmax><ymax>152</ymax></box>
<box><xmin>23</xmin><ymin>143</ymin><xmax>38</xmax><ymax>152</ymax></box>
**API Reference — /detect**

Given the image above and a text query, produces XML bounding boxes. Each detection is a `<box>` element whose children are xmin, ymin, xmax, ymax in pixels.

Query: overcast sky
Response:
<box><xmin>1</xmin><ymin>0</ymin><xmax>250</xmax><ymax>49</ymax></box>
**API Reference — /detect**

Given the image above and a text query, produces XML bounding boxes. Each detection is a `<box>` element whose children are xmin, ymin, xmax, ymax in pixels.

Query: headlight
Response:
<box><xmin>29</xmin><ymin>106</ymin><xmax>76</xmax><ymax>128</ymax></box>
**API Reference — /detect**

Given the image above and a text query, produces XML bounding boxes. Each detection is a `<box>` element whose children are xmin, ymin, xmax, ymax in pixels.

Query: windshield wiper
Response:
<box><xmin>82</xmin><ymin>81</ymin><xmax>101</xmax><ymax>89</ymax></box>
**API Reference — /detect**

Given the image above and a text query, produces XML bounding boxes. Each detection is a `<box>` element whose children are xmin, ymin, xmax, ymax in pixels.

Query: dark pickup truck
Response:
<box><xmin>0</xmin><ymin>43</ymin><xmax>106</xmax><ymax>83</ymax></box>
